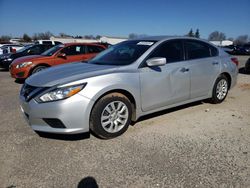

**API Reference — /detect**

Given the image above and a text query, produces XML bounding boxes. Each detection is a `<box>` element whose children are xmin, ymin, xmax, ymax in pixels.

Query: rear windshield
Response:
<box><xmin>16</xmin><ymin>45</ymin><xmax>33</xmax><ymax>53</ymax></box>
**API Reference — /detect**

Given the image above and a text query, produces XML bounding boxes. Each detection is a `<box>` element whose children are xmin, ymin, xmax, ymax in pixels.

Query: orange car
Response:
<box><xmin>10</xmin><ymin>43</ymin><xmax>106</xmax><ymax>79</ymax></box>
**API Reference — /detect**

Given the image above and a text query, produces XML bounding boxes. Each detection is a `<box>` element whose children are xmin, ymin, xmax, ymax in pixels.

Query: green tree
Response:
<box><xmin>59</xmin><ymin>33</ymin><xmax>71</xmax><ymax>38</ymax></box>
<box><xmin>187</xmin><ymin>29</ymin><xmax>194</xmax><ymax>37</ymax></box>
<box><xmin>0</xmin><ymin>35</ymin><xmax>11</xmax><ymax>42</ymax></box>
<box><xmin>96</xmin><ymin>35</ymin><xmax>102</xmax><ymax>40</ymax></box>
<box><xmin>195</xmin><ymin>29</ymin><xmax>200</xmax><ymax>38</ymax></box>
<box><xmin>23</xmin><ymin>33</ymin><xmax>32</xmax><ymax>42</ymax></box>
<box><xmin>128</xmin><ymin>33</ymin><xmax>138</xmax><ymax>39</ymax></box>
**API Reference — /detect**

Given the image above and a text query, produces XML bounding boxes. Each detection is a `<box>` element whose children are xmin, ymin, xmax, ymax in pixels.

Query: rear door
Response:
<box><xmin>184</xmin><ymin>40</ymin><xmax>221</xmax><ymax>99</ymax></box>
<box><xmin>139</xmin><ymin>40</ymin><xmax>191</xmax><ymax>112</ymax></box>
<box><xmin>86</xmin><ymin>45</ymin><xmax>105</xmax><ymax>60</ymax></box>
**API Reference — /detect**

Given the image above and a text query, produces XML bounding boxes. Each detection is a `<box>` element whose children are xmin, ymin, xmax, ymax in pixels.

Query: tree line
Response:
<box><xmin>128</xmin><ymin>29</ymin><xmax>249</xmax><ymax>45</ymax></box>
<box><xmin>0</xmin><ymin>31</ymin><xmax>103</xmax><ymax>43</ymax></box>
<box><xmin>0</xmin><ymin>30</ymin><xmax>249</xmax><ymax>45</ymax></box>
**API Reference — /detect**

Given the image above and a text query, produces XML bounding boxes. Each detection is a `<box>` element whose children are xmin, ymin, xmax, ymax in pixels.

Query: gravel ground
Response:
<box><xmin>0</xmin><ymin>56</ymin><xmax>249</xmax><ymax>188</ymax></box>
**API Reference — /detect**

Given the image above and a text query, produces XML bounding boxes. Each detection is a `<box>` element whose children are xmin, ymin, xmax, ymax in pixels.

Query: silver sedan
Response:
<box><xmin>19</xmin><ymin>36</ymin><xmax>238</xmax><ymax>139</ymax></box>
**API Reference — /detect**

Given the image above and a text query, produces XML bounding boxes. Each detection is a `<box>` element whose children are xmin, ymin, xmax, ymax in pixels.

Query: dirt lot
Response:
<box><xmin>0</xmin><ymin>56</ymin><xmax>250</xmax><ymax>188</ymax></box>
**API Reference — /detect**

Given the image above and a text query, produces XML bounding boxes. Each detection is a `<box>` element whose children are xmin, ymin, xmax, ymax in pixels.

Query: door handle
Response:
<box><xmin>180</xmin><ymin>67</ymin><xmax>189</xmax><ymax>72</ymax></box>
<box><xmin>212</xmin><ymin>62</ymin><xmax>219</xmax><ymax>65</ymax></box>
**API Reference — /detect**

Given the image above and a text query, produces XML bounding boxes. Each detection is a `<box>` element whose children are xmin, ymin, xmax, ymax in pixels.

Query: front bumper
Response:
<box><xmin>20</xmin><ymin>93</ymin><xmax>94</xmax><ymax>134</ymax></box>
<box><xmin>0</xmin><ymin>59</ymin><xmax>12</xmax><ymax>69</ymax></box>
<box><xmin>10</xmin><ymin>65</ymin><xmax>30</xmax><ymax>79</ymax></box>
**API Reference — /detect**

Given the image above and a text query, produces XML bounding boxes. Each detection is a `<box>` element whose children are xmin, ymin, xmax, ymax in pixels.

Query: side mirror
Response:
<box><xmin>146</xmin><ymin>57</ymin><xmax>166</xmax><ymax>67</ymax></box>
<box><xmin>58</xmin><ymin>53</ymin><xmax>66</xmax><ymax>58</ymax></box>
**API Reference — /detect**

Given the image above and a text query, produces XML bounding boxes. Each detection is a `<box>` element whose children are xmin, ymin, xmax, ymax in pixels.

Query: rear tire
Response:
<box><xmin>31</xmin><ymin>66</ymin><xmax>47</xmax><ymax>75</ymax></box>
<box><xmin>90</xmin><ymin>93</ymin><xmax>132</xmax><ymax>139</ymax></box>
<box><xmin>210</xmin><ymin>75</ymin><xmax>229</xmax><ymax>104</ymax></box>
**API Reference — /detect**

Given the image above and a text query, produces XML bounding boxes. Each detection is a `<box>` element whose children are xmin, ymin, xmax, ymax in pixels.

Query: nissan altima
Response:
<box><xmin>19</xmin><ymin>36</ymin><xmax>238</xmax><ymax>139</ymax></box>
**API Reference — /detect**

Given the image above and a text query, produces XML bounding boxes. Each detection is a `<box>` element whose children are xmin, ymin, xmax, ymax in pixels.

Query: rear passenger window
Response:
<box><xmin>210</xmin><ymin>46</ymin><xmax>218</xmax><ymax>56</ymax></box>
<box><xmin>61</xmin><ymin>45</ymin><xmax>86</xmax><ymax>55</ymax></box>
<box><xmin>185</xmin><ymin>41</ymin><xmax>211</xmax><ymax>60</ymax></box>
<box><xmin>42</xmin><ymin>41</ymin><xmax>52</xmax><ymax>45</ymax></box>
<box><xmin>43</xmin><ymin>45</ymin><xmax>53</xmax><ymax>51</ymax></box>
<box><xmin>87</xmin><ymin>45</ymin><xmax>105</xmax><ymax>53</ymax></box>
<box><xmin>148</xmin><ymin>40</ymin><xmax>184</xmax><ymax>63</ymax></box>
<box><xmin>27</xmin><ymin>45</ymin><xmax>41</xmax><ymax>54</ymax></box>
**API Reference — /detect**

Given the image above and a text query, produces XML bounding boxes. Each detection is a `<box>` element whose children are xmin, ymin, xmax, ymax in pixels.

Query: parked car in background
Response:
<box><xmin>221</xmin><ymin>45</ymin><xmax>242</xmax><ymax>55</ymax></box>
<box><xmin>221</xmin><ymin>46</ymin><xmax>234</xmax><ymax>54</ymax></box>
<box><xmin>245</xmin><ymin>58</ymin><xmax>250</xmax><ymax>72</ymax></box>
<box><xmin>0</xmin><ymin>44</ymin><xmax>54</xmax><ymax>69</ymax></box>
<box><xmin>19</xmin><ymin>37</ymin><xmax>238</xmax><ymax>139</ymax></box>
<box><xmin>0</xmin><ymin>44</ymin><xmax>24</xmax><ymax>54</ymax></box>
<box><xmin>10</xmin><ymin>43</ymin><xmax>106</xmax><ymax>79</ymax></box>
<box><xmin>35</xmin><ymin>40</ymin><xmax>62</xmax><ymax>45</ymax></box>
<box><xmin>92</xmin><ymin>42</ymin><xmax>112</xmax><ymax>48</ymax></box>
<box><xmin>240</xmin><ymin>43</ymin><xmax>250</xmax><ymax>55</ymax></box>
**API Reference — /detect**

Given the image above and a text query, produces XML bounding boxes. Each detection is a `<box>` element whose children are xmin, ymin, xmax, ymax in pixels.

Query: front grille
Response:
<box><xmin>21</xmin><ymin>83</ymin><xmax>48</xmax><ymax>102</ymax></box>
<box><xmin>16</xmin><ymin>71</ymin><xmax>25</xmax><ymax>78</ymax></box>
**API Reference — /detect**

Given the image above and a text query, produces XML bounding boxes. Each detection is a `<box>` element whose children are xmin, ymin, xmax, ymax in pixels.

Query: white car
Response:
<box><xmin>0</xmin><ymin>44</ymin><xmax>24</xmax><ymax>54</ymax></box>
<box><xmin>20</xmin><ymin>36</ymin><xmax>238</xmax><ymax>139</ymax></box>
<box><xmin>34</xmin><ymin>40</ymin><xmax>62</xmax><ymax>45</ymax></box>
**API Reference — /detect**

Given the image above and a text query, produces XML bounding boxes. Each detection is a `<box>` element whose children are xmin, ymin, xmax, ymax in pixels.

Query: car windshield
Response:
<box><xmin>41</xmin><ymin>44</ymin><xmax>64</xmax><ymax>56</ymax></box>
<box><xmin>88</xmin><ymin>40</ymin><xmax>156</xmax><ymax>66</ymax></box>
<box><xmin>16</xmin><ymin>44</ymin><xmax>33</xmax><ymax>53</ymax></box>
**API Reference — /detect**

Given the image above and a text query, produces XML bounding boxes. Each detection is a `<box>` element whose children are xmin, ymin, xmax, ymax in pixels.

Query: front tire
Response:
<box><xmin>90</xmin><ymin>93</ymin><xmax>132</xmax><ymax>139</ymax></box>
<box><xmin>210</xmin><ymin>75</ymin><xmax>229</xmax><ymax>104</ymax></box>
<box><xmin>31</xmin><ymin>66</ymin><xmax>47</xmax><ymax>75</ymax></box>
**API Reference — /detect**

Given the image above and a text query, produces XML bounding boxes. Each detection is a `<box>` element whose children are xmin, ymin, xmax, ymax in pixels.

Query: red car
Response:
<box><xmin>10</xmin><ymin>43</ymin><xmax>106</xmax><ymax>79</ymax></box>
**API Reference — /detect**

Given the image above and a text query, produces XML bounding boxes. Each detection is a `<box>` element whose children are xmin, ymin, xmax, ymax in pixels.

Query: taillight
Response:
<box><xmin>231</xmin><ymin>57</ymin><xmax>239</xmax><ymax>67</ymax></box>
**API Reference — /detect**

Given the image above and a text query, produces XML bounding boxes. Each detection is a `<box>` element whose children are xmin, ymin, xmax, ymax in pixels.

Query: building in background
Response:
<box><xmin>50</xmin><ymin>36</ymin><xmax>98</xmax><ymax>43</ymax></box>
<box><xmin>210</xmin><ymin>40</ymin><xmax>233</xmax><ymax>47</ymax></box>
<box><xmin>50</xmin><ymin>36</ymin><xmax>128</xmax><ymax>45</ymax></box>
<box><xmin>10</xmin><ymin>38</ymin><xmax>22</xmax><ymax>44</ymax></box>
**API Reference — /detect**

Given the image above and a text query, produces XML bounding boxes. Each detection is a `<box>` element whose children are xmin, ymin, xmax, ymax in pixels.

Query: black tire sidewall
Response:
<box><xmin>90</xmin><ymin>94</ymin><xmax>132</xmax><ymax>139</ymax></box>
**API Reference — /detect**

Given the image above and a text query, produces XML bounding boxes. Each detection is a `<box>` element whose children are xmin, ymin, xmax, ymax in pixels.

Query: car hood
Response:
<box><xmin>26</xmin><ymin>62</ymin><xmax>119</xmax><ymax>87</ymax></box>
<box><xmin>11</xmin><ymin>55</ymin><xmax>43</xmax><ymax>65</ymax></box>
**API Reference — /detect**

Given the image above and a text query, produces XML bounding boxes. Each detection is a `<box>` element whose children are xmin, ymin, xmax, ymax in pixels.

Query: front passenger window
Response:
<box><xmin>148</xmin><ymin>40</ymin><xmax>184</xmax><ymax>63</ymax></box>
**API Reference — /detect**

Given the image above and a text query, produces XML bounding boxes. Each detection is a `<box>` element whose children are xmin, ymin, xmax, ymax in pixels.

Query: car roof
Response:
<box><xmin>134</xmin><ymin>36</ymin><xmax>210</xmax><ymax>43</ymax></box>
<box><xmin>63</xmin><ymin>42</ymin><xmax>105</xmax><ymax>46</ymax></box>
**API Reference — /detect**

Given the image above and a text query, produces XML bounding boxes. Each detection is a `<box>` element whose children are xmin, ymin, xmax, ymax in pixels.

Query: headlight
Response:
<box><xmin>3</xmin><ymin>58</ymin><xmax>12</xmax><ymax>62</ymax></box>
<box><xmin>16</xmin><ymin>62</ymin><xmax>32</xmax><ymax>68</ymax></box>
<box><xmin>36</xmin><ymin>84</ymin><xmax>86</xmax><ymax>103</ymax></box>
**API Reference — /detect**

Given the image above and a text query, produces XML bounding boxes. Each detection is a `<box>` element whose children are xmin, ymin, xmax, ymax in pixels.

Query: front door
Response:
<box><xmin>54</xmin><ymin>45</ymin><xmax>88</xmax><ymax>66</ymax></box>
<box><xmin>139</xmin><ymin>40</ymin><xmax>190</xmax><ymax>112</ymax></box>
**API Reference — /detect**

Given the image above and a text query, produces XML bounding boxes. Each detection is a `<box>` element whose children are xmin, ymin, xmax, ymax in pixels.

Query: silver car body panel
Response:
<box><xmin>20</xmin><ymin>36</ymin><xmax>238</xmax><ymax>134</ymax></box>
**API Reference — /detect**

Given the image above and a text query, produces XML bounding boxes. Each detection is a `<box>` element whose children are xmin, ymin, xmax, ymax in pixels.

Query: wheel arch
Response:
<box><xmin>91</xmin><ymin>89</ymin><xmax>137</xmax><ymax>121</ymax></box>
<box><xmin>220</xmin><ymin>72</ymin><xmax>232</xmax><ymax>89</ymax></box>
<box><xmin>29</xmin><ymin>63</ymin><xmax>51</xmax><ymax>76</ymax></box>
